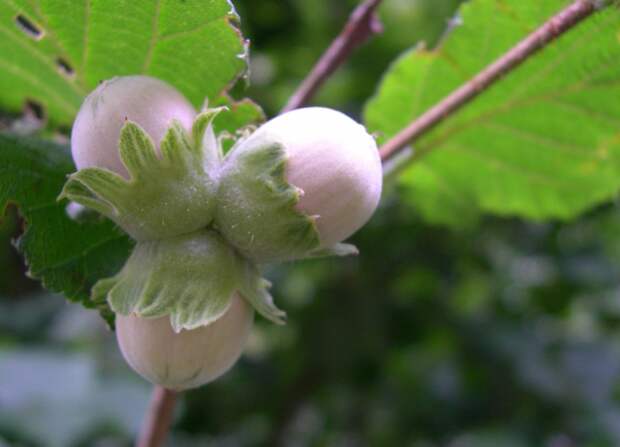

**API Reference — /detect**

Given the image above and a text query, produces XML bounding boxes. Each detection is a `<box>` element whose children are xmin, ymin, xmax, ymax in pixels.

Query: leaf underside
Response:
<box><xmin>0</xmin><ymin>133</ymin><xmax>133</xmax><ymax>325</ymax></box>
<box><xmin>365</xmin><ymin>1</ymin><xmax>620</xmax><ymax>227</ymax></box>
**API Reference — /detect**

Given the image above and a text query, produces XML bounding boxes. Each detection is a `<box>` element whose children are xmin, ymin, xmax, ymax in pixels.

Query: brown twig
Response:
<box><xmin>136</xmin><ymin>386</ymin><xmax>178</xmax><ymax>447</ymax></box>
<box><xmin>379</xmin><ymin>0</ymin><xmax>604</xmax><ymax>162</ymax></box>
<box><xmin>280</xmin><ymin>0</ymin><xmax>384</xmax><ymax>114</ymax></box>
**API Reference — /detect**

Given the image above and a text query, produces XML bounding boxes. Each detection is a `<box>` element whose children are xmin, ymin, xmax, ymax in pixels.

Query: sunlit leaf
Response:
<box><xmin>0</xmin><ymin>0</ymin><xmax>247</xmax><ymax>126</ymax></box>
<box><xmin>366</xmin><ymin>1</ymin><xmax>620</xmax><ymax>226</ymax></box>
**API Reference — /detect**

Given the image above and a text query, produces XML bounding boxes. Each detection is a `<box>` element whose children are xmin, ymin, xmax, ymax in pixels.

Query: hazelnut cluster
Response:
<box><xmin>62</xmin><ymin>75</ymin><xmax>382</xmax><ymax>390</ymax></box>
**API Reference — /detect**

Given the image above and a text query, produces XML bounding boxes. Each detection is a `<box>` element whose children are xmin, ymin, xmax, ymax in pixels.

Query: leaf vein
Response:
<box><xmin>142</xmin><ymin>0</ymin><xmax>162</xmax><ymax>73</ymax></box>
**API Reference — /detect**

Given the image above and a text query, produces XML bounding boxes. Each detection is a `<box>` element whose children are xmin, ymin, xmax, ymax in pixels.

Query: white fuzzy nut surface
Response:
<box><xmin>116</xmin><ymin>294</ymin><xmax>254</xmax><ymax>391</ymax></box>
<box><xmin>255</xmin><ymin>107</ymin><xmax>382</xmax><ymax>248</ymax></box>
<box><xmin>71</xmin><ymin>75</ymin><xmax>196</xmax><ymax>178</ymax></box>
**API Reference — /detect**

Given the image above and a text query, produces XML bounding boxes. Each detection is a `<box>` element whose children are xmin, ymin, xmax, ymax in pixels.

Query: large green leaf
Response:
<box><xmin>0</xmin><ymin>133</ymin><xmax>132</xmax><ymax>322</ymax></box>
<box><xmin>0</xmin><ymin>0</ymin><xmax>247</xmax><ymax>127</ymax></box>
<box><xmin>366</xmin><ymin>1</ymin><xmax>620</xmax><ymax>227</ymax></box>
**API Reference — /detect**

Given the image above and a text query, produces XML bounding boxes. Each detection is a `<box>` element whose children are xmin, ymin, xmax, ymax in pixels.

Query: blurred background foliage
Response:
<box><xmin>3</xmin><ymin>0</ymin><xmax>620</xmax><ymax>446</ymax></box>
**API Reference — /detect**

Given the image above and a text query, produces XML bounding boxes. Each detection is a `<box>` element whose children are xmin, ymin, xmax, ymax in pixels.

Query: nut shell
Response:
<box><xmin>71</xmin><ymin>75</ymin><xmax>196</xmax><ymax>178</ymax></box>
<box><xmin>216</xmin><ymin>107</ymin><xmax>383</xmax><ymax>262</ymax></box>
<box><xmin>116</xmin><ymin>294</ymin><xmax>253</xmax><ymax>391</ymax></box>
<box><xmin>276</xmin><ymin>107</ymin><xmax>383</xmax><ymax>247</ymax></box>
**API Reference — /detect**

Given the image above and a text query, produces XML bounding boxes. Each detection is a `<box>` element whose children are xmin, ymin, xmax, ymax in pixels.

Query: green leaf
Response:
<box><xmin>0</xmin><ymin>0</ymin><xmax>247</xmax><ymax>127</ymax></box>
<box><xmin>0</xmin><ymin>132</ymin><xmax>132</xmax><ymax>323</ymax></box>
<box><xmin>365</xmin><ymin>1</ymin><xmax>620</xmax><ymax>226</ymax></box>
<box><xmin>212</xmin><ymin>96</ymin><xmax>266</xmax><ymax>136</ymax></box>
<box><xmin>212</xmin><ymin>96</ymin><xmax>266</xmax><ymax>153</ymax></box>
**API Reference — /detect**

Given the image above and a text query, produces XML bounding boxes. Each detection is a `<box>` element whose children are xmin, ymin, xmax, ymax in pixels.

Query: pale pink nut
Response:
<box><xmin>71</xmin><ymin>75</ymin><xmax>196</xmax><ymax>179</ymax></box>
<box><xmin>253</xmin><ymin>107</ymin><xmax>382</xmax><ymax>248</ymax></box>
<box><xmin>116</xmin><ymin>294</ymin><xmax>254</xmax><ymax>391</ymax></box>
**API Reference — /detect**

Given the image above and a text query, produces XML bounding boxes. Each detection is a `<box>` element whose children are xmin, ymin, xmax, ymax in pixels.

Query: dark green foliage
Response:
<box><xmin>0</xmin><ymin>133</ymin><xmax>132</xmax><ymax>324</ymax></box>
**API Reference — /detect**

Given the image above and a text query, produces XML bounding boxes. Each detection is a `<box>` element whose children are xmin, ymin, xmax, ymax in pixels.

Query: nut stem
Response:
<box><xmin>136</xmin><ymin>386</ymin><xmax>178</xmax><ymax>447</ymax></box>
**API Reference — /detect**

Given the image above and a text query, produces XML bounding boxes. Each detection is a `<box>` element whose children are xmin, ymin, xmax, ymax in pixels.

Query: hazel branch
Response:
<box><xmin>280</xmin><ymin>0</ymin><xmax>384</xmax><ymax>113</ymax></box>
<box><xmin>379</xmin><ymin>0</ymin><xmax>605</xmax><ymax>162</ymax></box>
<box><xmin>132</xmin><ymin>2</ymin><xmax>610</xmax><ymax>446</ymax></box>
<box><xmin>136</xmin><ymin>387</ymin><xmax>178</xmax><ymax>447</ymax></box>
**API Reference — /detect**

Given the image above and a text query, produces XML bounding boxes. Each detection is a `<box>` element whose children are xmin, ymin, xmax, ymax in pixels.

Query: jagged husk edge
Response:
<box><xmin>217</xmin><ymin>137</ymin><xmax>358</xmax><ymax>263</ymax></box>
<box><xmin>92</xmin><ymin>229</ymin><xmax>285</xmax><ymax>332</ymax></box>
<box><xmin>58</xmin><ymin>108</ymin><xmax>225</xmax><ymax>241</ymax></box>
